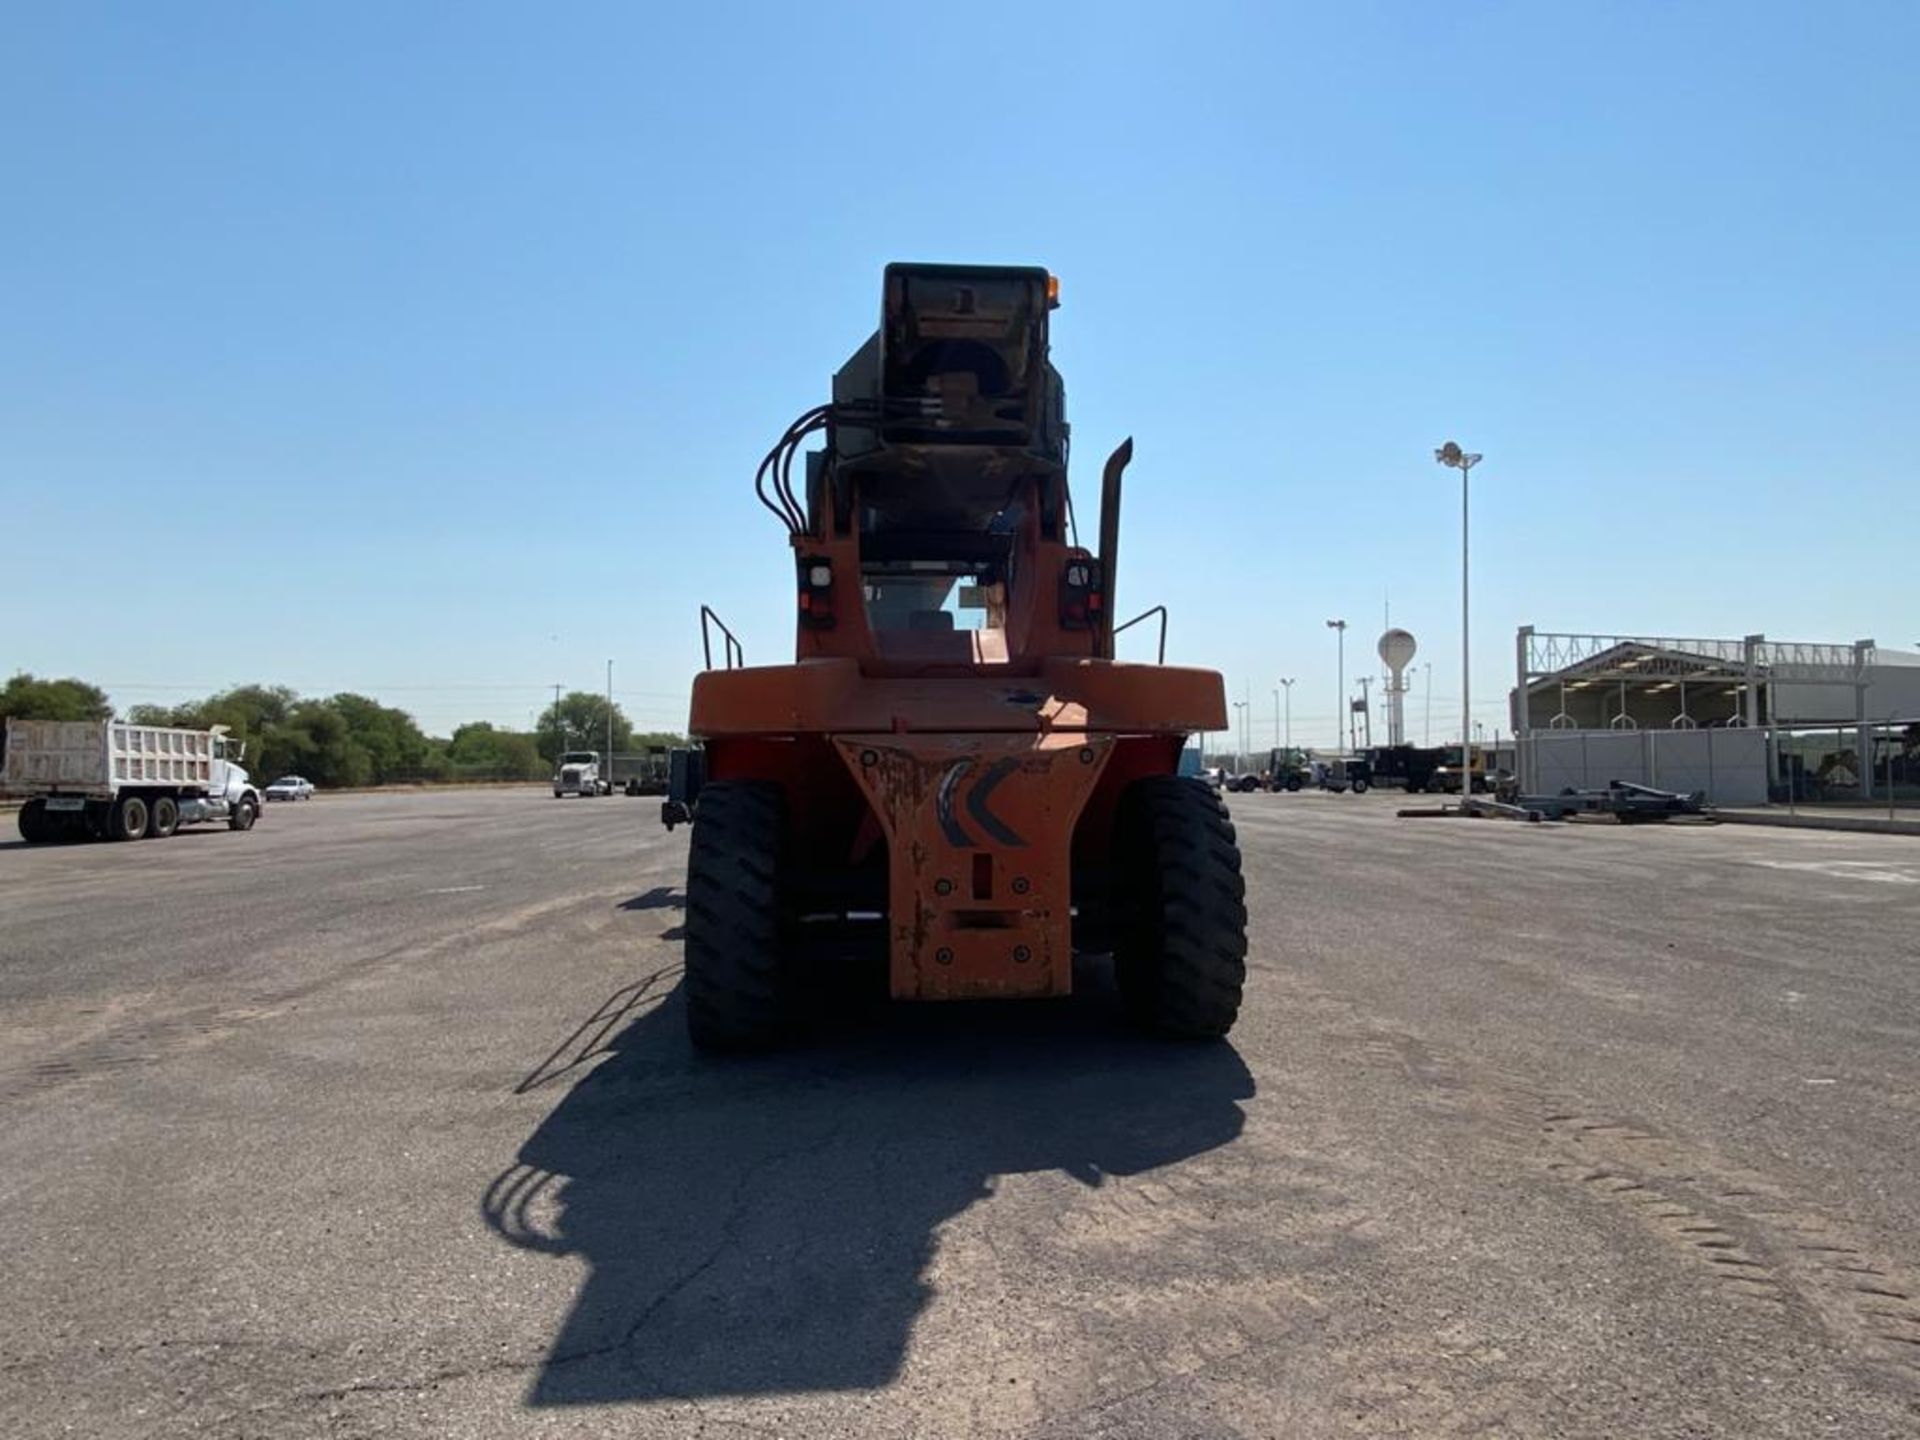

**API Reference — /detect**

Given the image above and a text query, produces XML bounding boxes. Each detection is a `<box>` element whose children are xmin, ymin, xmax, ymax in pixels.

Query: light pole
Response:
<box><xmin>606</xmin><ymin>659</ymin><xmax>615</xmax><ymax>768</ymax></box>
<box><xmin>1326</xmin><ymin>618</ymin><xmax>1347</xmax><ymax>754</ymax></box>
<box><xmin>1434</xmin><ymin>442</ymin><xmax>1483</xmax><ymax>756</ymax></box>
<box><xmin>1278</xmin><ymin>677</ymin><xmax>1295</xmax><ymax>754</ymax></box>
<box><xmin>1423</xmin><ymin>662</ymin><xmax>1432</xmax><ymax>746</ymax></box>
<box><xmin>1357</xmin><ymin>676</ymin><xmax>1373</xmax><ymax>750</ymax></box>
<box><xmin>1231</xmin><ymin>700</ymin><xmax>1249</xmax><ymax>773</ymax></box>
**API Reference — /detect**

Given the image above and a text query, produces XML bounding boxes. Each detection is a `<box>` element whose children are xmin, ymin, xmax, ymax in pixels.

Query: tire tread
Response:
<box><xmin>1114</xmin><ymin>776</ymin><xmax>1249</xmax><ymax>1039</ymax></box>
<box><xmin>683</xmin><ymin>781</ymin><xmax>788</xmax><ymax>1050</ymax></box>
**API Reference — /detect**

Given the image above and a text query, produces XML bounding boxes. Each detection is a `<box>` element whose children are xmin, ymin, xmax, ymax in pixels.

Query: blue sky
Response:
<box><xmin>5</xmin><ymin>3</ymin><xmax>1914</xmax><ymax>749</ymax></box>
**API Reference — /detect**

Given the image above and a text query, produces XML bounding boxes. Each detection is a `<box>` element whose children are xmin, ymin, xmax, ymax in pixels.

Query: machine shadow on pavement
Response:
<box><xmin>482</xmin><ymin>967</ymin><xmax>1255</xmax><ymax>1408</ymax></box>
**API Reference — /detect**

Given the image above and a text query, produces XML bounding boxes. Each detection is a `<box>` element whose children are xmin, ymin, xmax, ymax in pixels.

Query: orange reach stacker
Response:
<box><xmin>671</xmin><ymin>264</ymin><xmax>1247</xmax><ymax>1049</ymax></box>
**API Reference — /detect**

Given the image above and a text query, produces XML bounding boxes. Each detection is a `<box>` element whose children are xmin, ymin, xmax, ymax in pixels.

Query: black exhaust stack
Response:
<box><xmin>1097</xmin><ymin>437</ymin><xmax>1132</xmax><ymax>658</ymax></box>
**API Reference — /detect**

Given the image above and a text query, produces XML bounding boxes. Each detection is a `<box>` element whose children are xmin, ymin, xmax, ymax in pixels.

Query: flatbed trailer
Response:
<box><xmin>1399</xmin><ymin>781</ymin><xmax>1710</xmax><ymax>824</ymax></box>
<box><xmin>1512</xmin><ymin>781</ymin><xmax>1709</xmax><ymax>822</ymax></box>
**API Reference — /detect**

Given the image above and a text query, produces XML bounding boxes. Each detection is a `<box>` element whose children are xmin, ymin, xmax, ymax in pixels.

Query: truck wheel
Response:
<box><xmin>1113</xmin><ymin>777</ymin><xmax>1248</xmax><ymax>1040</ymax></box>
<box><xmin>228</xmin><ymin>798</ymin><xmax>257</xmax><ymax>832</ymax></box>
<box><xmin>148</xmin><ymin>795</ymin><xmax>180</xmax><ymax>838</ymax></box>
<box><xmin>109</xmin><ymin>795</ymin><xmax>150</xmax><ymax>842</ymax></box>
<box><xmin>684</xmin><ymin>780</ymin><xmax>789</xmax><ymax>1051</ymax></box>
<box><xmin>18</xmin><ymin>799</ymin><xmax>48</xmax><ymax>844</ymax></box>
<box><xmin>1351</xmin><ymin>777</ymin><xmax>1371</xmax><ymax>795</ymax></box>
<box><xmin>1284</xmin><ymin>775</ymin><xmax>1302</xmax><ymax>792</ymax></box>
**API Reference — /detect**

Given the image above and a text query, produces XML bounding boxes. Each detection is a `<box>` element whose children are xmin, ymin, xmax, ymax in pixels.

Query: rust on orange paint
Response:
<box><xmin>836</xmin><ymin>732</ymin><xmax>1112</xmax><ymax>1000</ymax></box>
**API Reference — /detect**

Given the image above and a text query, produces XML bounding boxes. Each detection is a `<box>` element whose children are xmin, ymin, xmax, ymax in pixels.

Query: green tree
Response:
<box><xmin>0</xmin><ymin>673</ymin><xmax>112</xmax><ymax>726</ymax></box>
<box><xmin>447</xmin><ymin>722</ymin><xmax>547</xmax><ymax>780</ymax></box>
<box><xmin>326</xmin><ymin>693</ymin><xmax>435</xmax><ymax>783</ymax></box>
<box><xmin>288</xmin><ymin>699</ymin><xmax>370</xmax><ymax>787</ymax></box>
<box><xmin>536</xmin><ymin>692</ymin><xmax>633</xmax><ymax>762</ymax></box>
<box><xmin>630</xmin><ymin>731</ymin><xmax>689</xmax><ymax>750</ymax></box>
<box><xmin>15</xmin><ymin>674</ymin><xmax>635</xmax><ymax>789</ymax></box>
<box><xmin>204</xmin><ymin>684</ymin><xmax>296</xmax><ymax>732</ymax></box>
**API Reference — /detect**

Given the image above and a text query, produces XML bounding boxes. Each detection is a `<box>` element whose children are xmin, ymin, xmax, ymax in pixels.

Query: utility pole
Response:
<box><xmin>605</xmin><ymin>660</ymin><xmax>614</xmax><ymax>767</ymax></box>
<box><xmin>1423</xmin><ymin>662</ymin><xmax>1432</xmax><ymax>747</ymax></box>
<box><xmin>1327</xmin><ymin>618</ymin><xmax>1347</xmax><ymax>755</ymax></box>
<box><xmin>1357</xmin><ymin>676</ymin><xmax>1372</xmax><ymax>750</ymax></box>
<box><xmin>1435</xmin><ymin>441</ymin><xmax>1483</xmax><ymax>755</ymax></box>
<box><xmin>1231</xmin><ymin>699</ymin><xmax>1249</xmax><ymax>773</ymax></box>
<box><xmin>1279</xmin><ymin>677</ymin><xmax>1294</xmax><ymax>752</ymax></box>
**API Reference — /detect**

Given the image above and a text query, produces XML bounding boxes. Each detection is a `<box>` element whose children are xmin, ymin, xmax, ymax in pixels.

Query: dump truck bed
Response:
<box><xmin>2</xmin><ymin>720</ymin><xmax>224</xmax><ymax>799</ymax></box>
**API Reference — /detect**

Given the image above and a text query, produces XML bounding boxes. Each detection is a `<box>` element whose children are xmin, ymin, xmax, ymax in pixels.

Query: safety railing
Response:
<box><xmin>700</xmin><ymin>606</ymin><xmax>744</xmax><ymax>671</ymax></box>
<box><xmin>1112</xmin><ymin>605</ymin><xmax>1168</xmax><ymax>664</ymax></box>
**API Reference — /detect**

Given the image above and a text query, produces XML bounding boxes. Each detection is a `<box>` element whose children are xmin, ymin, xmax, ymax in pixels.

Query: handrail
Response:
<box><xmin>699</xmin><ymin>605</ymin><xmax>744</xmax><ymax>671</ymax></box>
<box><xmin>1112</xmin><ymin>604</ymin><xmax>1168</xmax><ymax>665</ymax></box>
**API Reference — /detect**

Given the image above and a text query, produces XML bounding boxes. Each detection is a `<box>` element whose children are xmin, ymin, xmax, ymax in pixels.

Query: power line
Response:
<box><xmin>96</xmin><ymin>680</ymin><xmax>690</xmax><ymax>698</ymax></box>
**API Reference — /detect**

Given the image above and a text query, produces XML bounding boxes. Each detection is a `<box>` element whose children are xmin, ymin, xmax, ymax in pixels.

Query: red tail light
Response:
<box><xmin>1058</xmin><ymin>558</ymin><xmax>1101</xmax><ymax>630</ymax></box>
<box><xmin>798</xmin><ymin>556</ymin><xmax>836</xmax><ymax>629</ymax></box>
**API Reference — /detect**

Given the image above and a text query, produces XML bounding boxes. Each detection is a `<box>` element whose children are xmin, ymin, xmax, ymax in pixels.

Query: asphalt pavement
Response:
<box><xmin>2</xmin><ymin>787</ymin><xmax>1917</xmax><ymax>1438</ymax></box>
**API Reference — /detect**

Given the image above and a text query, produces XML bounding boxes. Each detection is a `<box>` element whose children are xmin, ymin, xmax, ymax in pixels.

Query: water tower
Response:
<box><xmin>1377</xmin><ymin>628</ymin><xmax>1417</xmax><ymax>746</ymax></box>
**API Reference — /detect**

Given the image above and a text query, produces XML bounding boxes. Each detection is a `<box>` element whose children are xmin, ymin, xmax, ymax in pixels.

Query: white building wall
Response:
<box><xmin>1772</xmin><ymin>665</ymin><xmax>1920</xmax><ymax>726</ymax></box>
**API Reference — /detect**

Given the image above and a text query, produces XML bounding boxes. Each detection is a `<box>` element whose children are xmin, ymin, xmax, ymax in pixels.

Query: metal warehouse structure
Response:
<box><xmin>1511</xmin><ymin>628</ymin><xmax>1920</xmax><ymax>803</ymax></box>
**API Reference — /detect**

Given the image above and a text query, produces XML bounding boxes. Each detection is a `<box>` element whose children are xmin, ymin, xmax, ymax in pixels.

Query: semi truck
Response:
<box><xmin>551</xmin><ymin>751</ymin><xmax>609</xmax><ymax>797</ymax></box>
<box><xmin>4</xmin><ymin>719</ymin><xmax>264</xmax><ymax>844</ymax></box>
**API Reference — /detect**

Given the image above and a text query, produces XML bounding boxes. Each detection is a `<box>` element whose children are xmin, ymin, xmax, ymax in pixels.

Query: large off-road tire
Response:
<box><xmin>148</xmin><ymin>794</ymin><xmax>180</xmax><ymax>838</ymax></box>
<box><xmin>1113</xmin><ymin>776</ymin><xmax>1248</xmax><ymax>1039</ymax></box>
<box><xmin>683</xmin><ymin>780</ymin><xmax>789</xmax><ymax>1051</ymax></box>
<box><xmin>108</xmin><ymin>794</ymin><xmax>150</xmax><ymax>842</ymax></box>
<box><xmin>18</xmin><ymin>799</ymin><xmax>48</xmax><ymax>844</ymax></box>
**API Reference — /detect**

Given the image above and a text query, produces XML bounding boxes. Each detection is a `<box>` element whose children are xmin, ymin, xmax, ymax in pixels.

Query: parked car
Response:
<box><xmin>1222</xmin><ymin>772</ymin><xmax>1262</xmax><ymax>793</ymax></box>
<box><xmin>263</xmin><ymin>775</ymin><xmax>315</xmax><ymax>802</ymax></box>
<box><xmin>1199</xmin><ymin>767</ymin><xmax>1226</xmax><ymax>792</ymax></box>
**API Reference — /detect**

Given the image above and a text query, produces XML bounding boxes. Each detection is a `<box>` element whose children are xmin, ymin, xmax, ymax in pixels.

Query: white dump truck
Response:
<box><xmin>4</xmin><ymin>719</ymin><xmax>264</xmax><ymax>844</ymax></box>
<box><xmin>552</xmin><ymin>750</ymin><xmax>609</xmax><ymax>798</ymax></box>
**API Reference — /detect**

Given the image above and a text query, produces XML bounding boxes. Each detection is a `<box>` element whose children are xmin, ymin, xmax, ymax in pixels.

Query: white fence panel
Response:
<box><xmin>1519</xmin><ymin>727</ymin><xmax>1768</xmax><ymax>806</ymax></box>
<box><xmin>1530</xmin><ymin>735</ymin><xmax>1589</xmax><ymax>794</ymax></box>
<box><xmin>1696</xmin><ymin>729</ymin><xmax>1768</xmax><ymax>805</ymax></box>
<box><xmin>1582</xmin><ymin>732</ymin><xmax>1646</xmax><ymax>786</ymax></box>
